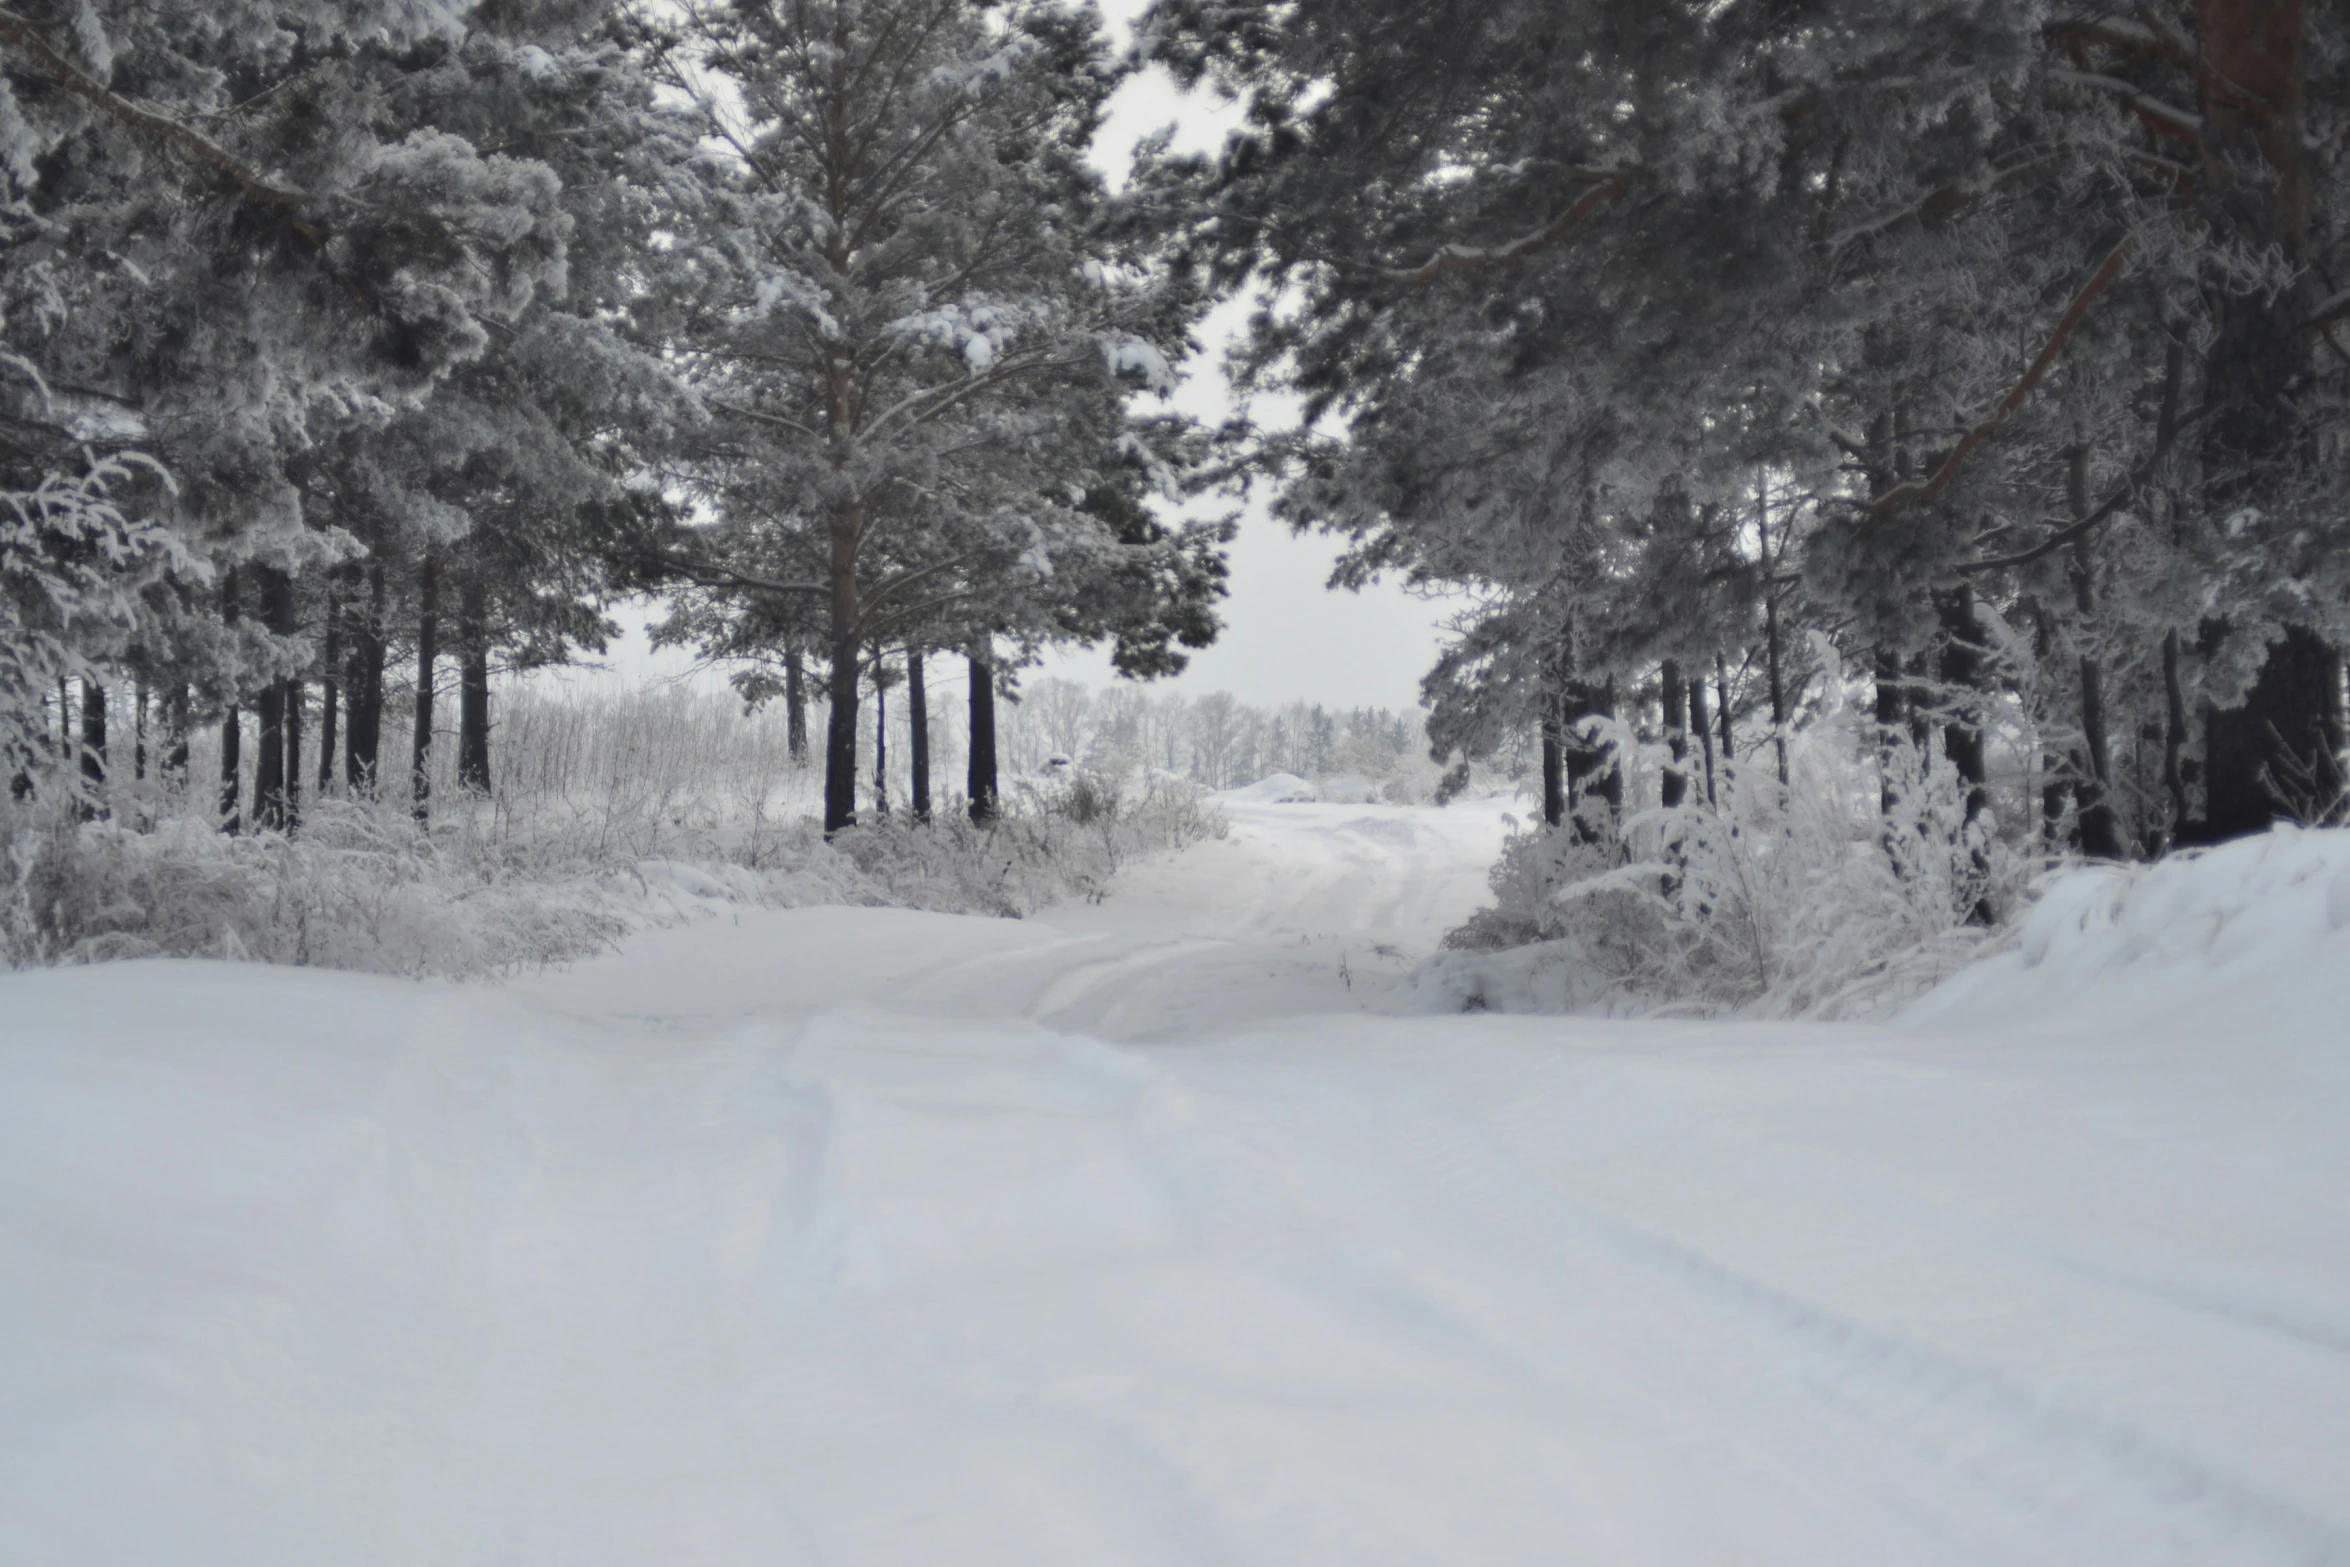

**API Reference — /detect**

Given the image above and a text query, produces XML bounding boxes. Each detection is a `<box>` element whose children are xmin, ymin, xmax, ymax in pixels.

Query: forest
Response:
<box><xmin>3</xmin><ymin>0</ymin><xmax>2347</xmax><ymax>1001</ymax></box>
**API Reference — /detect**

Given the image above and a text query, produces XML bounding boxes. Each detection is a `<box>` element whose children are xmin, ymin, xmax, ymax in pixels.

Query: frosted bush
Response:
<box><xmin>1437</xmin><ymin>704</ymin><xmax>2019</xmax><ymax>1020</ymax></box>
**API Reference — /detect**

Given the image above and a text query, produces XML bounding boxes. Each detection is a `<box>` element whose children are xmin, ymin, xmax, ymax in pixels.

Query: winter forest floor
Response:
<box><xmin>3</xmin><ymin>791</ymin><xmax>2348</xmax><ymax>1564</ymax></box>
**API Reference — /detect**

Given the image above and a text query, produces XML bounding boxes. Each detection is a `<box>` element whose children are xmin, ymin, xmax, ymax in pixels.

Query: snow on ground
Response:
<box><xmin>3</xmin><ymin>792</ymin><xmax>2347</xmax><ymax>1565</ymax></box>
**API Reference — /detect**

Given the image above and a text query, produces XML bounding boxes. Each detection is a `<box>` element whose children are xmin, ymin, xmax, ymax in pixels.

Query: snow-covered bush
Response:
<box><xmin>827</xmin><ymin>770</ymin><xmax>1225</xmax><ymax>918</ymax></box>
<box><xmin>1434</xmin><ymin>696</ymin><xmax>2018</xmax><ymax>1020</ymax></box>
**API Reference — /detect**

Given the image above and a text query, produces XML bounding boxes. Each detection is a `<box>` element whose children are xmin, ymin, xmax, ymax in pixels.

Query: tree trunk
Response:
<box><xmin>132</xmin><ymin>678</ymin><xmax>146</xmax><ymax>782</ymax></box>
<box><xmin>1872</xmin><ymin>648</ymin><xmax>1910</xmax><ymax>817</ymax></box>
<box><xmin>254</xmin><ymin>566</ymin><xmax>296</xmax><ymax>830</ymax></box>
<box><xmin>2193</xmin><ymin>1</ymin><xmax>2330</xmax><ymax>839</ymax></box>
<box><xmin>825</xmin><ymin>632</ymin><xmax>859</xmax><ymax>835</ymax></box>
<box><xmin>2065</xmin><ymin>446</ymin><xmax>2125</xmax><ymax>857</ymax></box>
<box><xmin>822</xmin><ymin>497</ymin><xmax>864</xmax><ymax>834</ymax></box>
<box><xmin>871</xmin><ymin>650</ymin><xmax>890</xmax><ymax>819</ymax></box>
<box><xmin>78</xmin><ymin>679</ymin><xmax>106</xmax><ymax>789</ymax></box>
<box><xmin>457</xmin><ymin>576</ymin><xmax>491</xmax><ymax>794</ymax></box>
<box><xmin>411</xmin><ymin>554</ymin><xmax>439</xmax><ymax>821</ymax></box>
<box><xmin>1755</xmin><ymin>486</ymin><xmax>1790</xmax><ymax>787</ymax></box>
<box><xmin>2162</xmin><ymin>629</ymin><xmax>2191</xmax><ymax>839</ymax></box>
<box><xmin>1716</xmin><ymin>657</ymin><xmax>1735</xmax><ymax>783</ymax></box>
<box><xmin>1539</xmin><ymin>693</ymin><xmax>1566</xmax><ymax>829</ymax></box>
<box><xmin>218</xmin><ymin>566</ymin><xmax>241</xmax><ymax>834</ymax></box>
<box><xmin>317</xmin><ymin>579</ymin><xmax>341</xmax><ymax>793</ymax></box>
<box><xmin>1660</xmin><ymin>659</ymin><xmax>1687</xmax><ymax>808</ymax></box>
<box><xmin>785</xmin><ymin>648</ymin><xmax>809</xmax><ymax>763</ymax></box>
<box><xmin>1563</xmin><ymin>679</ymin><xmax>1618</xmax><ymax>843</ymax></box>
<box><xmin>2202</xmin><ymin>626</ymin><xmax>2344</xmax><ymax>838</ymax></box>
<box><xmin>908</xmin><ymin>649</ymin><xmax>931</xmax><ymax>823</ymax></box>
<box><xmin>1937</xmin><ymin>588</ymin><xmax>1994</xmax><ymax>923</ymax></box>
<box><xmin>283</xmin><ymin>678</ymin><xmax>304</xmax><ymax>833</ymax></box>
<box><xmin>347</xmin><ymin>558</ymin><xmax>387</xmax><ymax>794</ymax></box>
<box><xmin>967</xmin><ymin>642</ymin><xmax>999</xmax><ymax>825</ymax></box>
<box><xmin>164</xmin><ymin>683</ymin><xmax>190</xmax><ymax>783</ymax></box>
<box><xmin>1936</xmin><ymin>589</ymin><xmax>1989</xmax><ymax>819</ymax></box>
<box><xmin>1689</xmin><ymin>676</ymin><xmax>1715</xmax><ymax>805</ymax></box>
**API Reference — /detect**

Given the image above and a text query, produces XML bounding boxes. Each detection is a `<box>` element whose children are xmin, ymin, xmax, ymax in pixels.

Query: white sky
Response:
<box><xmin>573</xmin><ymin>2</ymin><xmax>1457</xmax><ymax>714</ymax></box>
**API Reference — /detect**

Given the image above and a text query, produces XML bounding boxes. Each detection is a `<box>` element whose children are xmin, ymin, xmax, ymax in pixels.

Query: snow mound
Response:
<box><xmin>1907</xmin><ymin>826</ymin><xmax>2350</xmax><ymax>1035</ymax></box>
<box><xmin>1220</xmin><ymin>771</ymin><xmax>1319</xmax><ymax>803</ymax></box>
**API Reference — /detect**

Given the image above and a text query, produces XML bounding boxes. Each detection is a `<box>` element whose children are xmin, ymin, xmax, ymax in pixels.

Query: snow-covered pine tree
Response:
<box><xmin>651</xmin><ymin>0</ymin><xmax>1215</xmax><ymax>832</ymax></box>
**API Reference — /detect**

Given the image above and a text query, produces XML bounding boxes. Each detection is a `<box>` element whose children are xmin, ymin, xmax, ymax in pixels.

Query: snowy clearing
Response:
<box><xmin>3</xmin><ymin>794</ymin><xmax>2347</xmax><ymax>1565</ymax></box>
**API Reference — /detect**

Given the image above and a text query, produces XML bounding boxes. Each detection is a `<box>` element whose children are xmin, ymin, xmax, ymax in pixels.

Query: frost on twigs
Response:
<box><xmin>1434</xmin><ymin>716</ymin><xmax>2013</xmax><ymax>1021</ymax></box>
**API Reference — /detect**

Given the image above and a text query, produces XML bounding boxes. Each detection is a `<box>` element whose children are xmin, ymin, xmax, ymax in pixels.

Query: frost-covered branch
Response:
<box><xmin>0</xmin><ymin>8</ymin><xmax>315</xmax><ymax>229</ymax></box>
<box><xmin>1368</xmin><ymin>174</ymin><xmax>1629</xmax><ymax>285</ymax></box>
<box><xmin>1865</xmin><ymin>234</ymin><xmax>2137</xmax><ymax>524</ymax></box>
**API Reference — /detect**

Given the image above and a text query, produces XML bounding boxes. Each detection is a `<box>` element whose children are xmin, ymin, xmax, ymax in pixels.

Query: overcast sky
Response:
<box><xmin>576</xmin><ymin>3</ymin><xmax>1459</xmax><ymax>714</ymax></box>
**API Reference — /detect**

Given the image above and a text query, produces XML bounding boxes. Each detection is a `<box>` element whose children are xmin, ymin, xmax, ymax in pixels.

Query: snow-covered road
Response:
<box><xmin>4</xmin><ymin>795</ymin><xmax>2348</xmax><ymax>1564</ymax></box>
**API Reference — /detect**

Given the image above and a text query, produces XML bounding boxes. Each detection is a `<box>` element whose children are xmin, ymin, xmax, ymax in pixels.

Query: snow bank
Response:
<box><xmin>1220</xmin><ymin>771</ymin><xmax>1320</xmax><ymax>803</ymax></box>
<box><xmin>1907</xmin><ymin>826</ymin><xmax>2350</xmax><ymax>1037</ymax></box>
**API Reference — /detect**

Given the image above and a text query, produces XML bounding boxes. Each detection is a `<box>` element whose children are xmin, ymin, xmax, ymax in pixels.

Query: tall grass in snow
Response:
<box><xmin>2</xmin><ymin>688</ymin><xmax>1220</xmax><ymax>978</ymax></box>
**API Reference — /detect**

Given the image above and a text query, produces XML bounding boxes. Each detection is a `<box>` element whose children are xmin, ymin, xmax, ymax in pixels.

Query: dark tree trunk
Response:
<box><xmin>317</xmin><ymin>579</ymin><xmax>341</xmax><ymax>793</ymax></box>
<box><xmin>967</xmin><ymin>643</ymin><xmax>999</xmax><ymax>825</ymax></box>
<box><xmin>283</xmin><ymin>678</ymin><xmax>304</xmax><ymax>833</ymax></box>
<box><xmin>1562</xmin><ymin>679</ymin><xmax>1619</xmax><ymax>843</ymax></box>
<box><xmin>457</xmin><ymin>576</ymin><xmax>491</xmax><ymax>795</ymax></box>
<box><xmin>2193</xmin><ymin>1</ymin><xmax>2331</xmax><ymax>840</ymax></box>
<box><xmin>1660</xmin><ymin>659</ymin><xmax>1688</xmax><ymax>808</ymax></box>
<box><xmin>347</xmin><ymin>558</ymin><xmax>387</xmax><ymax>794</ymax></box>
<box><xmin>411</xmin><ymin>554</ymin><xmax>439</xmax><ymax>821</ymax></box>
<box><xmin>1539</xmin><ymin>688</ymin><xmax>1566</xmax><ymax>829</ymax></box>
<box><xmin>825</xmin><ymin>632</ymin><xmax>860</xmax><ymax>834</ymax></box>
<box><xmin>2162</xmin><ymin>629</ymin><xmax>2191</xmax><ymax>839</ymax></box>
<box><xmin>785</xmin><ymin>648</ymin><xmax>809</xmax><ymax>763</ymax></box>
<box><xmin>871</xmin><ymin>651</ymin><xmax>890</xmax><ymax>819</ymax></box>
<box><xmin>1756</xmin><ymin>492</ymin><xmax>1790</xmax><ymax>788</ymax></box>
<box><xmin>164</xmin><ymin>683</ymin><xmax>190</xmax><ymax>783</ymax></box>
<box><xmin>1689</xmin><ymin>676</ymin><xmax>1716</xmax><ymax>805</ymax></box>
<box><xmin>907</xmin><ymin>649</ymin><xmax>931</xmax><ymax>823</ymax></box>
<box><xmin>1937</xmin><ymin>588</ymin><xmax>1994</xmax><ymax>923</ymax></box>
<box><xmin>255</xmin><ymin>683</ymin><xmax>285</xmax><ymax>829</ymax></box>
<box><xmin>2200</xmin><ymin>625</ymin><xmax>2344</xmax><ymax>839</ymax></box>
<box><xmin>1716</xmin><ymin>658</ymin><xmax>1736</xmax><ymax>782</ymax></box>
<box><xmin>78</xmin><ymin>679</ymin><xmax>106</xmax><ymax>788</ymax></box>
<box><xmin>218</xmin><ymin>567</ymin><xmax>242</xmax><ymax>834</ymax></box>
<box><xmin>254</xmin><ymin>566</ymin><xmax>295</xmax><ymax>830</ymax></box>
<box><xmin>1873</xmin><ymin>648</ymin><xmax>1912</xmax><ymax>864</ymax></box>
<box><xmin>343</xmin><ymin>556</ymin><xmax>385</xmax><ymax>798</ymax></box>
<box><xmin>2066</xmin><ymin>447</ymin><xmax>2125</xmax><ymax>858</ymax></box>
<box><xmin>57</xmin><ymin>678</ymin><xmax>70</xmax><ymax>762</ymax></box>
<box><xmin>1936</xmin><ymin>589</ymin><xmax>1989</xmax><ymax>820</ymax></box>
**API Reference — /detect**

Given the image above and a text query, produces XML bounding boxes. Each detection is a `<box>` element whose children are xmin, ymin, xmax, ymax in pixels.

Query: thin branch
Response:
<box><xmin>1369</xmin><ymin>174</ymin><xmax>1629</xmax><ymax>286</ymax></box>
<box><xmin>712</xmin><ymin>399</ymin><xmax>826</xmax><ymax>443</ymax></box>
<box><xmin>1959</xmin><ymin>402</ymin><xmax>2211</xmax><ymax>575</ymax></box>
<box><xmin>639</xmin><ymin>548</ymin><xmax>830</xmax><ymax>600</ymax></box>
<box><xmin>1866</xmin><ymin>234</ymin><xmax>2136</xmax><ymax>523</ymax></box>
<box><xmin>2046</xmin><ymin>67</ymin><xmax>2203</xmax><ymax>142</ymax></box>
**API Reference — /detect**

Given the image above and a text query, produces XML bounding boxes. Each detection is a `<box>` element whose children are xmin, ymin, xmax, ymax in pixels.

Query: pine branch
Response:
<box><xmin>2047</xmin><ymin>68</ymin><xmax>2203</xmax><ymax>143</ymax></box>
<box><xmin>1369</xmin><ymin>175</ymin><xmax>1629</xmax><ymax>285</ymax></box>
<box><xmin>0</xmin><ymin>8</ymin><xmax>317</xmax><ymax>237</ymax></box>
<box><xmin>1866</xmin><ymin>234</ymin><xmax>2137</xmax><ymax>524</ymax></box>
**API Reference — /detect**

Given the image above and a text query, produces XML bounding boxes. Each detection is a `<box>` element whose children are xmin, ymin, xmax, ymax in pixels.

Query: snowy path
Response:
<box><xmin>4</xmin><ymin>797</ymin><xmax>2348</xmax><ymax>1564</ymax></box>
